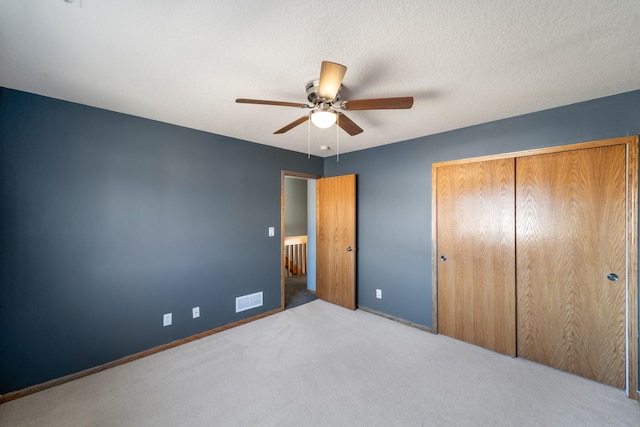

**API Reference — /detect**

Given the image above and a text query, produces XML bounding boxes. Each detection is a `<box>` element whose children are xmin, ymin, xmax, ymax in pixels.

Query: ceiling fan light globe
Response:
<box><xmin>311</xmin><ymin>110</ymin><xmax>337</xmax><ymax>128</ymax></box>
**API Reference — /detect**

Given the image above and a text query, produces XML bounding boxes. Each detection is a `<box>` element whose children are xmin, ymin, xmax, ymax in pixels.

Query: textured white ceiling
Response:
<box><xmin>1</xmin><ymin>1</ymin><xmax>639</xmax><ymax>157</ymax></box>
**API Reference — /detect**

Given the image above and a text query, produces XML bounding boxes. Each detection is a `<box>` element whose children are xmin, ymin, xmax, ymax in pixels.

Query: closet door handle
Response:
<box><xmin>347</xmin><ymin>246</ymin><xmax>353</xmax><ymax>252</ymax></box>
<box><xmin>607</xmin><ymin>273</ymin><xmax>618</xmax><ymax>281</ymax></box>
<box><xmin>440</xmin><ymin>255</ymin><xmax>447</xmax><ymax>261</ymax></box>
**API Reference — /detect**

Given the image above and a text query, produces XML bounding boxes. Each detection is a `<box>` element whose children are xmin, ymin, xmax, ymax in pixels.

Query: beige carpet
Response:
<box><xmin>1</xmin><ymin>300</ymin><xmax>638</xmax><ymax>426</ymax></box>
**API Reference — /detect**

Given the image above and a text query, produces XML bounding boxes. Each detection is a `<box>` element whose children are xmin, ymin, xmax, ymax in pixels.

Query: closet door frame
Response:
<box><xmin>431</xmin><ymin>135</ymin><xmax>638</xmax><ymax>400</ymax></box>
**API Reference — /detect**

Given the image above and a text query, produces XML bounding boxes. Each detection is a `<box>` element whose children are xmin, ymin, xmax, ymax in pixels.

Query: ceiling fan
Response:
<box><xmin>236</xmin><ymin>61</ymin><xmax>414</xmax><ymax>136</ymax></box>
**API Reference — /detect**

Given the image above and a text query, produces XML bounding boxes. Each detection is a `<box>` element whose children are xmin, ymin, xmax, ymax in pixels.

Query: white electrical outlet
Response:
<box><xmin>268</xmin><ymin>226</ymin><xmax>275</xmax><ymax>237</ymax></box>
<box><xmin>192</xmin><ymin>306</ymin><xmax>200</xmax><ymax>319</ymax></box>
<box><xmin>376</xmin><ymin>289</ymin><xmax>382</xmax><ymax>299</ymax></box>
<box><xmin>163</xmin><ymin>313</ymin><xmax>172</xmax><ymax>326</ymax></box>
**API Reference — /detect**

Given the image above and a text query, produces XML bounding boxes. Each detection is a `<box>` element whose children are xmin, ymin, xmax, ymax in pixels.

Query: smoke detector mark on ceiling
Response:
<box><xmin>64</xmin><ymin>0</ymin><xmax>82</xmax><ymax>8</ymax></box>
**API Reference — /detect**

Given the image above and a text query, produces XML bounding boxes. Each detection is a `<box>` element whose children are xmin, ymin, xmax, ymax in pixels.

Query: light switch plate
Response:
<box><xmin>268</xmin><ymin>227</ymin><xmax>275</xmax><ymax>237</ymax></box>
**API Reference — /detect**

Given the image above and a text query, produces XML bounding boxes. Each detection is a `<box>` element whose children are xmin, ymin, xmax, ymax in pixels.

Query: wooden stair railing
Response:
<box><xmin>284</xmin><ymin>235</ymin><xmax>308</xmax><ymax>277</ymax></box>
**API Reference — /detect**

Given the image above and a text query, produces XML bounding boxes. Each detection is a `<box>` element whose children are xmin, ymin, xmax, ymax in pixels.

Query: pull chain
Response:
<box><xmin>336</xmin><ymin>114</ymin><xmax>340</xmax><ymax>162</ymax></box>
<box><xmin>307</xmin><ymin>114</ymin><xmax>311</xmax><ymax>159</ymax></box>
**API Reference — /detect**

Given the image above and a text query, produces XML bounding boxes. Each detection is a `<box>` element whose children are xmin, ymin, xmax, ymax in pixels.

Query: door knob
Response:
<box><xmin>607</xmin><ymin>273</ymin><xmax>618</xmax><ymax>281</ymax></box>
<box><xmin>346</xmin><ymin>246</ymin><xmax>353</xmax><ymax>252</ymax></box>
<box><xmin>440</xmin><ymin>255</ymin><xmax>447</xmax><ymax>261</ymax></box>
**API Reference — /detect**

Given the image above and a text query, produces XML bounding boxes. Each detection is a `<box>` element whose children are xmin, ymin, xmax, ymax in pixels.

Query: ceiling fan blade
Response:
<box><xmin>337</xmin><ymin>112</ymin><xmax>364</xmax><ymax>136</ymax></box>
<box><xmin>274</xmin><ymin>115</ymin><xmax>310</xmax><ymax>134</ymax></box>
<box><xmin>318</xmin><ymin>61</ymin><xmax>347</xmax><ymax>100</ymax></box>
<box><xmin>236</xmin><ymin>98</ymin><xmax>308</xmax><ymax>108</ymax></box>
<box><xmin>341</xmin><ymin>97</ymin><xmax>414</xmax><ymax>110</ymax></box>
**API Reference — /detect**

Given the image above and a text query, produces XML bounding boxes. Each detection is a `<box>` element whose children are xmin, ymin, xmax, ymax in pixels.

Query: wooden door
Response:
<box><xmin>516</xmin><ymin>145</ymin><xmax>626</xmax><ymax>388</ymax></box>
<box><xmin>436</xmin><ymin>159</ymin><xmax>516</xmax><ymax>356</ymax></box>
<box><xmin>316</xmin><ymin>174</ymin><xmax>357</xmax><ymax>310</ymax></box>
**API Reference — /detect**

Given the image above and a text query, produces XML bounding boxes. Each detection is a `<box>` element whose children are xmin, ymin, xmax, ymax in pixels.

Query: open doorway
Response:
<box><xmin>282</xmin><ymin>172</ymin><xmax>320</xmax><ymax>309</ymax></box>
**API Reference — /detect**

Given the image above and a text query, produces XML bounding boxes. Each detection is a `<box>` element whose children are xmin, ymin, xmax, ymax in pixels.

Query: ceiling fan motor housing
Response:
<box><xmin>306</xmin><ymin>80</ymin><xmax>341</xmax><ymax>104</ymax></box>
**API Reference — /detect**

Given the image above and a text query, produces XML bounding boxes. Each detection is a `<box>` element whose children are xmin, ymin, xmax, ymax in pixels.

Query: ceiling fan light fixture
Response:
<box><xmin>311</xmin><ymin>110</ymin><xmax>337</xmax><ymax>129</ymax></box>
<box><xmin>236</xmin><ymin>60</ymin><xmax>413</xmax><ymax>137</ymax></box>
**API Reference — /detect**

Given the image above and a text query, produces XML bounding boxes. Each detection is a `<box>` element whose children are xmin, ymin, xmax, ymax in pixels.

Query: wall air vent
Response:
<box><xmin>235</xmin><ymin>291</ymin><xmax>263</xmax><ymax>313</ymax></box>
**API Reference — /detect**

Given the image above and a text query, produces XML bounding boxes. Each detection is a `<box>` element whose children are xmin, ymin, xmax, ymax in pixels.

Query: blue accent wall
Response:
<box><xmin>0</xmin><ymin>88</ymin><xmax>323</xmax><ymax>394</ymax></box>
<box><xmin>324</xmin><ymin>90</ymin><xmax>640</xmax><ymax>330</ymax></box>
<box><xmin>1</xmin><ymin>87</ymin><xmax>639</xmax><ymax>395</ymax></box>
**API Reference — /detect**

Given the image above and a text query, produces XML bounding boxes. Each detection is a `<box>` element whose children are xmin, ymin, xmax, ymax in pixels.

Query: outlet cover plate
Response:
<box><xmin>163</xmin><ymin>313</ymin><xmax>172</xmax><ymax>326</ymax></box>
<box><xmin>192</xmin><ymin>306</ymin><xmax>200</xmax><ymax>318</ymax></box>
<box><xmin>376</xmin><ymin>289</ymin><xmax>382</xmax><ymax>299</ymax></box>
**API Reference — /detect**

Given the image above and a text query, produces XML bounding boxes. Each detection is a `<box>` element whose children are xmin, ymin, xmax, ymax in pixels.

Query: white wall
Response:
<box><xmin>306</xmin><ymin>179</ymin><xmax>316</xmax><ymax>292</ymax></box>
<box><xmin>284</xmin><ymin>177</ymin><xmax>307</xmax><ymax>236</ymax></box>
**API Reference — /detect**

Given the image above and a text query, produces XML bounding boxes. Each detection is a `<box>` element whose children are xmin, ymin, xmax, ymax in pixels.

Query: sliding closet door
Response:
<box><xmin>516</xmin><ymin>145</ymin><xmax>626</xmax><ymax>388</ymax></box>
<box><xmin>437</xmin><ymin>159</ymin><xmax>516</xmax><ymax>356</ymax></box>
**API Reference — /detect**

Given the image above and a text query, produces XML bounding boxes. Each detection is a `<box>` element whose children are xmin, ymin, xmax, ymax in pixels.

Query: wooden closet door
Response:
<box><xmin>437</xmin><ymin>159</ymin><xmax>516</xmax><ymax>356</ymax></box>
<box><xmin>516</xmin><ymin>145</ymin><xmax>626</xmax><ymax>388</ymax></box>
